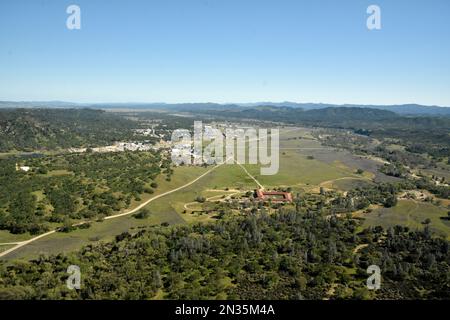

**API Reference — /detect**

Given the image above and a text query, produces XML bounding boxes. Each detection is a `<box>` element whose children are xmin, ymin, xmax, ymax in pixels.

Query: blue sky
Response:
<box><xmin>0</xmin><ymin>0</ymin><xmax>449</xmax><ymax>105</ymax></box>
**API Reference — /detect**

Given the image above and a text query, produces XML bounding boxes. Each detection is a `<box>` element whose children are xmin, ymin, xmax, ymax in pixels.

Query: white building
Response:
<box><xmin>15</xmin><ymin>163</ymin><xmax>30</xmax><ymax>172</ymax></box>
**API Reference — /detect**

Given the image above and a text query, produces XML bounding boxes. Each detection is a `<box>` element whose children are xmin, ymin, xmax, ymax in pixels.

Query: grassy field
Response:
<box><xmin>243</xmin><ymin>150</ymin><xmax>358</xmax><ymax>188</ymax></box>
<box><xmin>250</xmin><ymin>127</ymin><xmax>377</xmax><ymax>188</ymax></box>
<box><xmin>362</xmin><ymin>200</ymin><xmax>450</xmax><ymax>240</ymax></box>
<box><xmin>324</xmin><ymin>177</ymin><xmax>374</xmax><ymax>191</ymax></box>
<box><xmin>0</xmin><ymin>230</ymin><xmax>32</xmax><ymax>243</ymax></box>
<box><xmin>145</xmin><ymin>129</ymin><xmax>362</xmax><ymax>221</ymax></box>
<box><xmin>144</xmin><ymin>163</ymin><xmax>256</xmax><ymax>223</ymax></box>
<box><xmin>0</xmin><ymin>245</ymin><xmax>15</xmax><ymax>254</ymax></box>
<box><xmin>301</xmin><ymin>144</ymin><xmax>400</xmax><ymax>183</ymax></box>
<box><xmin>278</xmin><ymin>127</ymin><xmax>318</xmax><ymax>142</ymax></box>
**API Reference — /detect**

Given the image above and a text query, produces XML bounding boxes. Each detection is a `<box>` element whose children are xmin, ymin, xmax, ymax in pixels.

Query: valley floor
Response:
<box><xmin>1</xmin><ymin>127</ymin><xmax>449</xmax><ymax>261</ymax></box>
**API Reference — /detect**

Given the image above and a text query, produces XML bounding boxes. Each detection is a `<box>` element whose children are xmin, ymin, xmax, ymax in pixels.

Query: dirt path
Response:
<box><xmin>0</xmin><ymin>242</ymin><xmax>22</xmax><ymax>246</ymax></box>
<box><xmin>234</xmin><ymin>160</ymin><xmax>265</xmax><ymax>190</ymax></box>
<box><xmin>0</xmin><ymin>230</ymin><xmax>57</xmax><ymax>258</ymax></box>
<box><xmin>182</xmin><ymin>156</ymin><xmax>265</xmax><ymax>212</ymax></box>
<box><xmin>183</xmin><ymin>191</ymin><xmax>242</xmax><ymax>210</ymax></box>
<box><xmin>353</xmin><ymin>244</ymin><xmax>369</xmax><ymax>254</ymax></box>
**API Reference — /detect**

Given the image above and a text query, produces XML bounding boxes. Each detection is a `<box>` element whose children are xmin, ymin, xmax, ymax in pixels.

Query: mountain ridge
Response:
<box><xmin>0</xmin><ymin>101</ymin><xmax>449</xmax><ymax>116</ymax></box>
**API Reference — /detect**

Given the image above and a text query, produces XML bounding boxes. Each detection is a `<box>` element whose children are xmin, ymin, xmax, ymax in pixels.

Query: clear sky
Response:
<box><xmin>0</xmin><ymin>0</ymin><xmax>449</xmax><ymax>106</ymax></box>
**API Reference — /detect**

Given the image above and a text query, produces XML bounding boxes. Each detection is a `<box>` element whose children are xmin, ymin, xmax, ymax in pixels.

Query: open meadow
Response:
<box><xmin>362</xmin><ymin>199</ymin><xmax>450</xmax><ymax>240</ymax></box>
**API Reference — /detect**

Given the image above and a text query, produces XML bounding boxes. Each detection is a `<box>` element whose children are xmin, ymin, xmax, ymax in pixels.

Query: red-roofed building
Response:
<box><xmin>256</xmin><ymin>189</ymin><xmax>293</xmax><ymax>203</ymax></box>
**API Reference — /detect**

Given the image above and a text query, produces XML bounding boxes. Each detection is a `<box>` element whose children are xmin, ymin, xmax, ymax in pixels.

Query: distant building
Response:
<box><xmin>68</xmin><ymin>141</ymin><xmax>153</xmax><ymax>154</ymax></box>
<box><xmin>16</xmin><ymin>163</ymin><xmax>30</xmax><ymax>172</ymax></box>
<box><xmin>256</xmin><ymin>189</ymin><xmax>293</xmax><ymax>203</ymax></box>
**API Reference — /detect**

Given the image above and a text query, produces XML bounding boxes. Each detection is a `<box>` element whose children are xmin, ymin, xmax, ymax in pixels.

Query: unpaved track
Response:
<box><xmin>0</xmin><ymin>230</ymin><xmax>57</xmax><ymax>258</ymax></box>
<box><xmin>234</xmin><ymin>160</ymin><xmax>265</xmax><ymax>190</ymax></box>
<box><xmin>353</xmin><ymin>244</ymin><xmax>369</xmax><ymax>254</ymax></box>
<box><xmin>184</xmin><ymin>191</ymin><xmax>242</xmax><ymax>210</ymax></box>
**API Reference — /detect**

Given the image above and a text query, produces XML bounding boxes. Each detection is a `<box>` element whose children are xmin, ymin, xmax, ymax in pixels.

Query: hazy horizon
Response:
<box><xmin>1</xmin><ymin>99</ymin><xmax>449</xmax><ymax>108</ymax></box>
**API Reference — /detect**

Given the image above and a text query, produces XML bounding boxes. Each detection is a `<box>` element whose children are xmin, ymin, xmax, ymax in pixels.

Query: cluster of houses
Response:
<box><xmin>68</xmin><ymin>141</ymin><xmax>156</xmax><ymax>154</ymax></box>
<box><xmin>133</xmin><ymin>128</ymin><xmax>162</xmax><ymax>138</ymax></box>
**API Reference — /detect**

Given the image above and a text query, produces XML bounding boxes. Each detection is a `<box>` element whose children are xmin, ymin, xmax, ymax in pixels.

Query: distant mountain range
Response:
<box><xmin>1</xmin><ymin>101</ymin><xmax>449</xmax><ymax>116</ymax></box>
<box><xmin>237</xmin><ymin>102</ymin><xmax>450</xmax><ymax>116</ymax></box>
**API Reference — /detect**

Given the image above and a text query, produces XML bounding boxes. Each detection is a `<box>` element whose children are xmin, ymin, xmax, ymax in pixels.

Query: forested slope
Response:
<box><xmin>0</xmin><ymin>108</ymin><xmax>139</xmax><ymax>152</ymax></box>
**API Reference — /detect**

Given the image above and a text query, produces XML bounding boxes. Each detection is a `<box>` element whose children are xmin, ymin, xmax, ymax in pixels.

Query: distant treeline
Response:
<box><xmin>185</xmin><ymin>106</ymin><xmax>450</xmax><ymax>158</ymax></box>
